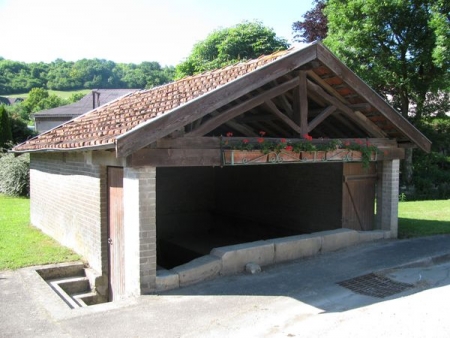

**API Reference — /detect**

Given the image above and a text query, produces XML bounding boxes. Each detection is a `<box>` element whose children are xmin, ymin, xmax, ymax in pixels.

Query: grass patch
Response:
<box><xmin>398</xmin><ymin>199</ymin><xmax>450</xmax><ymax>238</ymax></box>
<box><xmin>0</xmin><ymin>194</ymin><xmax>80</xmax><ymax>270</ymax></box>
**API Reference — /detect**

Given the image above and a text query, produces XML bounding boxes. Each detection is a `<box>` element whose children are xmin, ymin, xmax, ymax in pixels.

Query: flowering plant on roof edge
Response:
<box><xmin>222</xmin><ymin>131</ymin><xmax>295</xmax><ymax>154</ymax></box>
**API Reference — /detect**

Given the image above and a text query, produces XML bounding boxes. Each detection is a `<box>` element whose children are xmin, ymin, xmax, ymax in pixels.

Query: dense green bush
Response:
<box><xmin>0</xmin><ymin>153</ymin><xmax>30</xmax><ymax>196</ymax></box>
<box><xmin>410</xmin><ymin>117</ymin><xmax>450</xmax><ymax>200</ymax></box>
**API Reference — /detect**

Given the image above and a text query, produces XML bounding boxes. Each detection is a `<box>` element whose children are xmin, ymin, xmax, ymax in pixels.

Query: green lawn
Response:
<box><xmin>398</xmin><ymin>199</ymin><xmax>450</xmax><ymax>238</ymax></box>
<box><xmin>0</xmin><ymin>194</ymin><xmax>80</xmax><ymax>270</ymax></box>
<box><xmin>4</xmin><ymin>89</ymin><xmax>90</xmax><ymax>100</ymax></box>
<box><xmin>1</xmin><ymin>194</ymin><xmax>449</xmax><ymax>270</ymax></box>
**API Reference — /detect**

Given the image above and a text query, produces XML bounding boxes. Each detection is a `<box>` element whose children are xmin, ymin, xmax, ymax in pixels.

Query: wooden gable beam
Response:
<box><xmin>316</xmin><ymin>43</ymin><xmax>431</xmax><ymax>152</ymax></box>
<box><xmin>307</xmin><ymin>79</ymin><xmax>387</xmax><ymax>138</ymax></box>
<box><xmin>224</xmin><ymin>120</ymin><xmax>258</xmax><ymax>137</ymax></box>
<box><xmin>307</xmin><ymin>105</ymin><xmax>336</xmax><ymax>133</ymax></box>
<box><xmin>186</xmin><ymin>77</ymin><xmax>300</xmax><ymax>137</ymax></box>
<box><xmin>292</xmin><ymin>71</ymin><xmax>309</xmax><ymax>136</ymax></box>
<box><xmin>264</xmin><ymin>100</ymin><xmax>302</xmax><ymax>134</ymax></box>
<box><xmin>116</xmin><ymin>45</ymin><xmax>318</xmax><ymax>157</ymax></box>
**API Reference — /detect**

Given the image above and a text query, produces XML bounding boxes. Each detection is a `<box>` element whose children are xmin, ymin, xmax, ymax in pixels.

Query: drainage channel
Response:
<box><xmin>36</xmin><ymin>263</ymin><xmax>108</xmax><ymax>308</ymax></box>
<box><xmin>338</xmin><ymin>273</ymin><xmax>414</xmax><ymax>298</ymax></box>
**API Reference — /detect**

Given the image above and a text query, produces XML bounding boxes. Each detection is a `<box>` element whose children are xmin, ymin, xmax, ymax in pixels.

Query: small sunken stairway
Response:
<box><xmin>37</xmin><ymin>262</ymin><xmax>108</xmax><ymax>308</ymax></box>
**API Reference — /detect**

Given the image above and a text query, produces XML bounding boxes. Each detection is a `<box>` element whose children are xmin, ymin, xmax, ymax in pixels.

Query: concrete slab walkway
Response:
<box><xmin>1</xmin><ymin>235</ymin><xmax>450</xmax><ymax>337</ymax></box>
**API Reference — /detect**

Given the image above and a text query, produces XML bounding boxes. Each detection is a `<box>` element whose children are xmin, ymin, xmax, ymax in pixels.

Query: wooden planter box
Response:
<box><xmin>223</xmin><ymin>150</ymin><xmax>268</xmax><ymax>165</ymax></box>
<box><xmin>301</xmin><ymin>151</ymin><xmax>326</xmax><ymax>162</ymax></box>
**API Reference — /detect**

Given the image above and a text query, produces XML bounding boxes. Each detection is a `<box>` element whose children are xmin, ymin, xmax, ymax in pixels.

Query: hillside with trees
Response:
<box><xmin>0</xmin><ymin>58</ymin><xmax>175</xmax><ymax>94</ymax></box>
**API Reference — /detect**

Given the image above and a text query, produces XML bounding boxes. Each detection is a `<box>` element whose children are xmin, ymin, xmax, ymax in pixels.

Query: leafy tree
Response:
<box><xmin>0</xmin><ymin>105</ymin><xmax>12</xmax><ymax>150</ymax></box>
<box><xmin>292</xmin><ymin>0</ymin><xmax>328</xmax><ymax>43</ymax></box>
<box><xmin>9</xmin><ymin>115</ymin><xmax>36</xmax><ymax>144</ymax></box>
<box><xmin>323</xmin><ymin>0</ymin><xmax>450</xmax><ymax>185</ymax></box>
<box><xmin>21</xmin><ymin>88</ymin><xmax>67</xmax><ymax>119</ymax></box>
<box><xmin>176</xmin><ymin>21</ymin><xmax>289</xmax><ymax>78</ymax></box>
<box><xmin>324</xmin><ymin>0</ymin><xmax>449</xmax><ymax>119</ymax></box>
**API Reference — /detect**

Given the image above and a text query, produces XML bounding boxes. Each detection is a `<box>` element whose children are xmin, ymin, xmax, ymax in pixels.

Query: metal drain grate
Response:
<box><xmin>338</xmin><ymin>273</ymin><xmax>414</xmax><ymax>298</ymax></box>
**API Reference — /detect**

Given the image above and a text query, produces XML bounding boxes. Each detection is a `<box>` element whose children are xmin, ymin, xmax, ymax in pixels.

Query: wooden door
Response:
<box><xmin>107</xmin><ymin>167</ymin><xmax>125</xmax><ymax>301</ymax></box>
<box><xmin>342</xmin><ymin>163</ymin><xmax>377</xmax><ymax>231</ymax></box>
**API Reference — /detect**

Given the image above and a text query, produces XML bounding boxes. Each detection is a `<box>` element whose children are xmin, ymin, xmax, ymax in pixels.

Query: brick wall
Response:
<box><xmin>376</xmin><ymin>159</ymin><xmax>400</xmax><ymax>237</ymax></box>
<box><xmin>30</xmin><ymin>151</ymin><xmax>120</xmax><ymax>273</ymax></box>
<box><xmin>123</xmin><ymin>166</ymin><xmax>157</xmax><ymax>295</ymax></box>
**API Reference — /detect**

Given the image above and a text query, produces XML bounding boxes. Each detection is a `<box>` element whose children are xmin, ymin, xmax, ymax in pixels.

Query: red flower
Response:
<box><xmin>303</xmin><ymin>134</ymin><xmax>313</xmax><ymax>141</ymax></box>
<box><xmin>285</xmin><ymin>145</ymin><xmax>293</xmax><ymax>151</ymax></box>
<box><xmin>344</xmin><ymin>141</ymin><xmax>350</xmax><ymax>147</ymax></box>
<box><xmin>259</xmin><ymin>131</ymin><xmax>266</xmax><ymax>137</ymax></box>
<box><xmin>257</xmin><ymin>138</ymin><xmax>264</xmax><ymax>143</ymax></box>
<box><xmin>242</xmin><ymin>139</ymin><xmax>249</xmax><ymax>144</ymax></box>
<box><xmin>281</xmin><ymin>138</ymin><xmax>287</xmax><ymax>143</ymax></box>
<box><xmin>226</xmin><ymin>132</ymin><xmax>233</xmax><ymax>137</ymax></box>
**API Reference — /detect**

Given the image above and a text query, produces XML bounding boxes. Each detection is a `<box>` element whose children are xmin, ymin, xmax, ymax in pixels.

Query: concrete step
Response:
<box><xmin>54</xmin><ymin>276</ymin><xmax>91</xmax><ymax>295</ymax></box>
<box><xmin>73</xmin><ymin>291</ymin><xmax>108</xmax><ymax>307</ymax></box>
<box><xmin>36</xmin><ymin>262</ymin><xmax>85</xmax><ymax>280</ymax></box>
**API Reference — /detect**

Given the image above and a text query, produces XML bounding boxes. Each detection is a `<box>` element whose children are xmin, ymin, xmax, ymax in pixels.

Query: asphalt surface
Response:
<box><xmin>1</xmin><ymin>235</ymin><xmax>450</xmax><ymax>338</ymax></box>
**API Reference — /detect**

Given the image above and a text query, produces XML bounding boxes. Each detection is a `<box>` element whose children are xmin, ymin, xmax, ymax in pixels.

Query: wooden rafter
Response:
<box><xmin>264</xmin><ymin>100</ymin><xmax>302</xmax><ymax>134</ymax></box>
<box><xmin>186</xmin><ymin>77</ymin><xmax>300</xmax><ymax>137</ymax></box>
<box><xmin>307</xmin><ymin>105</ymin><xmax>336</xmax><ymax>133</ymax></box>
<box><xmin>306</xmin><ymin>80</ymin><xmax>387</xmax><ymax>138</ymax></box>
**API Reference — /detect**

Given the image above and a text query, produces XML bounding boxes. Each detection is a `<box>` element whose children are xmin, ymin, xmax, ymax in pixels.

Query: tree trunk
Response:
<box><xmin>403</xmin><ymin>148</ymin><xmax>413</xmax><ymax>186</ymax></box>
<box><xmin>399</xmin><ymin>88</ymin><xmax>413</xmax><ymax>186</ymax></box>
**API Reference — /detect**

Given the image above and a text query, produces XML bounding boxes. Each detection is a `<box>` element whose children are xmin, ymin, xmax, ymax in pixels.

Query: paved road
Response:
<box><xmin>1</xmin><ymin>235</ymin><xmax>450</xmax><ymax>337</ymax></box>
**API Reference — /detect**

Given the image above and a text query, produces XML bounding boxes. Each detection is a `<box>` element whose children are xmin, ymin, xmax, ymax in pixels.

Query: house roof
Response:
<box><xmin>0</xmin><ymin>96</ymin><xmax>23</xmax><ymax>105</ymax></box>
<box><xmin>13</xmin><ymin>42</ymin><xmax>431</xmax><ymax>156</ymax></box>
<box><xmin>32</xmin><ymin>89</ymin><xmax>139</xmax><ymax>118</ymax></box>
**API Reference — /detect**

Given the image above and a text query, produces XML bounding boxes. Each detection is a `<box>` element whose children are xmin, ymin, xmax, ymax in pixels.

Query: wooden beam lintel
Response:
<box><xmin>128</xmin><ymin>148</ymin><xmax>221</xmax><ymax>167</ymax></box>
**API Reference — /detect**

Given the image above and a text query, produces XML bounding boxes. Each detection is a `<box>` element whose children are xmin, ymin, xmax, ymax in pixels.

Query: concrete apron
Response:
<box><xmin>156</xmin><ymin>228</ymin><xmax>391</xmax><ymax>292</ymax></box>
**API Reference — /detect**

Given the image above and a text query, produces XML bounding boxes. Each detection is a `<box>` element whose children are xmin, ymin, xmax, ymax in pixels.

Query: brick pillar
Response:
<box><xmin>123</xmin><ymin>166</ymin><xmax>156</xmax><ymax>296</ymax></box>
<box><xmin>376</xmin><ymin>159</ymin><xmax>399</xmax><ymax>237</ymax></box>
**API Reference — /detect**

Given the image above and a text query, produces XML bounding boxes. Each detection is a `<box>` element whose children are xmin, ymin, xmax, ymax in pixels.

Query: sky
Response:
<box><xmin>0</xmin><ymin>0</ymin><xmax>312</xmax><ymax>66</ymax></box>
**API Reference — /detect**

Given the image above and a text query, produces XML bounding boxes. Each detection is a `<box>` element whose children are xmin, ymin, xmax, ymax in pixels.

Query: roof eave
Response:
<box><xmin>11</xmin><ymin>142</ymin><xmax>115</xmax><ymax>154</ymax></box>
<box><xmin>316</xmin><ymin>43</ymin><xmax>432</xmax><ymax>153</ymax></box>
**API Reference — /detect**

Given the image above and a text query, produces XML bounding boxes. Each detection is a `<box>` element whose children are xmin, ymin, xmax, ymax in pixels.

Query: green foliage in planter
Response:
<box><xmin>0</xmin><ymin>153</ymin><xmax>30</xmax><ymax>196</ymax></box>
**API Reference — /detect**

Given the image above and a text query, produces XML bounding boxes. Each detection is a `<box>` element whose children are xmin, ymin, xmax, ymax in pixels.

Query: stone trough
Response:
<box><xmin>156</xmin><ymin>229</ymin><xmax>391</xmax><ymax>292</ymax></box>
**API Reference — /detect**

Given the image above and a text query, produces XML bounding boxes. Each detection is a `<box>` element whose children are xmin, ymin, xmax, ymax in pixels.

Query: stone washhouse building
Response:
<box><xmin>13</xmin><ymin>42</ymin><xmax>431</xmax><ymax>301</ymax></box>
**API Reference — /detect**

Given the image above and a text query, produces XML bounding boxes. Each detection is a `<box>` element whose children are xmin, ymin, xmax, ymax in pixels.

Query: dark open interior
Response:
<box><xmin>156</xmin><ymin>163</ymin><xmax>343</xmax><ymax>269</ymax></box>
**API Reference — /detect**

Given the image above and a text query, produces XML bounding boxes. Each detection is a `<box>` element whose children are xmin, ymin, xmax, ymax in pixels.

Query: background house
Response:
<box><xmin>32</xmin><ymin>89</ymin><xmax>139</xmax><ymax>133</ymax></box>
<box><xmin>13</xmin><ymin>42</ymin><xmax>431</xmax><ymax>301</ymax></box>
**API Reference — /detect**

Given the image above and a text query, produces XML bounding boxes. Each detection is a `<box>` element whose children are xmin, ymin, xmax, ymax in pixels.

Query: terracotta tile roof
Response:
<box><xmin>13</xmin><ymin>49</ymin><xmax>292</xmax><ymax>152</ymax></box>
